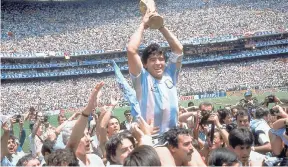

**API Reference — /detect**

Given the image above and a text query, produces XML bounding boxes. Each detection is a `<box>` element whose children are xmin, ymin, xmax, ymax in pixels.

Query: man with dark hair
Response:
<box><xmin>199</xmin><ymin>102</ymin><xmax>214</xmax><ymax>112</ymax></box>
<box><xmin>228</xmin><ymin>128</ymin><xmax>265</xmax><ymax>166</ymax></box>
<box><xmin>235</xmin><ymin>109</ymin><xmax>251</xmax><ymax>128</ymax></box>
<box><xmin>127</xmin><ymin>11</ymin><xmax>183</xmax><ymax>133</ymax></box>
<box><xmin>187</xmin><ymin>101</ymin><xmax>195</xmax><ymax>107</ymax></box>
<box><xmin>250</xmin><ymin>107</ymin><xmax>271</xmax><ymax>154</ymax></box>
<box><xmin>16</xmin><ymin>154</ymin><xmax>40</xmax><ymax>167</ymax></box>
<box><xmin>208</xmin><ymin>148</ymin><xmax>239</xmax><ymax>166</ymax></box>
<box><xmin>120</xmin><ymin>110</ymin><xmax>133</xmax><ymax>130</ymax></box>
<box><xmin>41</xmin><ymin>139</ymin><xmax>55</xmax><ymax>162</ymax></box>
<box><xmin>155</xmin><ymin>128</ymin><xmax>206</xmax><ymax>166</ymax></box>
<box><xmin>123</xmin><ymin>145</ymin><xmax>161</xmax><ymax>166</ymax></box>
<box><xmin>46</xmin><ymin>148</ymin><xmax>79</xmax><ymax>166</ymax></box>
<box><xmin>105</xmin><ymin>131</ymin><xmax>136</xmax><ymax>165</ymax></box>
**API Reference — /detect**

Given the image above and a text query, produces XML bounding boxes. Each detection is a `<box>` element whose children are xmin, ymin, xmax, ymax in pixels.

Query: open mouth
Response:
<box><xmin>8</xmin><ymin>147</ymin><xmax>15</xmax><ymax>152</ymax></box>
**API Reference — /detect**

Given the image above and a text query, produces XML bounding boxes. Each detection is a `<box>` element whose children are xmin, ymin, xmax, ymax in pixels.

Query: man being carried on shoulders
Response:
<box><xmin>127</xmin><ymin>12</ymin><xmax>183</xmax><ymax>134</ymax></box>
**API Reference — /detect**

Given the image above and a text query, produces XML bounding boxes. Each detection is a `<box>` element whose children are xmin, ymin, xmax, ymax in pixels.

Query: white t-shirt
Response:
<box><xmin>29</xmin><ymin>134</ymin><xmax>43</xmax><ymax>159</ymax></box>
<box><xmin>258</xmin><ymin>133</ymin><xmax>270</xmax><ymax>145</ymax></box>
<box><xmin>78</xmin><ymin>154</ymin><xmax>104</xmax><ymax>167</ymax></box>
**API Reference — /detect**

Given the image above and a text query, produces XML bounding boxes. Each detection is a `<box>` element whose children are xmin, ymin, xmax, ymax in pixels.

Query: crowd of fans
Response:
<box><xmin>1</xmin><ymin>0</ymin><xmax>288</xmax><ymax>166</ymax></box>
<box><xmin>1</xmin><ymin>84</ymin><xmax>288</xmax><ymax>166</ymax></box>
<box><xmin>1</xmin><ymin>0</ymin><xmax>287</xmax><ymax>53</ymax></box>
<box><xmin>1</xmin><ymin>58</ymin><xmax>287</xmax><ymax>115</ymax></box>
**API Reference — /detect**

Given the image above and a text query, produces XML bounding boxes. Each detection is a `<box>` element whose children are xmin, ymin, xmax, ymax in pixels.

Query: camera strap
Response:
<box><xmin>36</xmin><ymin>134</ymin><xmax>44</xmax><ymax>143</ymax></box>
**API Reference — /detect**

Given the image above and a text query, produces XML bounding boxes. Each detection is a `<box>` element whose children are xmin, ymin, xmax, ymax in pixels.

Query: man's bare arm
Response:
<box><xmin>66</xmin><ymin>82</ymin><xmax>104</xmax><ymax>152</ymax></box>
<box><xmin>1</xmin><ymin>122</ymin><xmax>10</xmax><ymax>160</ymax></box>
<box><xmin>127</xmin><ymin>23</ymin><xmax>145</xmax><ymax>76</ymax></box>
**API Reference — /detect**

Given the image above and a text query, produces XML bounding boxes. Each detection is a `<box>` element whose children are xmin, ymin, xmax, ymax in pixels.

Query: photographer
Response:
<box><xmin>250</xmin><ymin>107</ymin><xmax>272</xmax><ymax>154</ymax></box>
<box><xmin>29</xmin><ymin>112</ymin><xmax>47</xmax><ymax>161</ymax></box>
<box><xmin>262</xmin><ymin>95</ymin><xmax>282</xmax><ymax>108</ymax></box>
<box><xmin>24</xmin><ymin>107</ymin><xmax>38</xmax><ymax>131</ymax></box>
<box><xmin>238</xmin><ymin>91</ymin><xmax>259</xmax><ymax>111</ymax></box>
<box><xmin>269</xmin><ymin>105</ymin><xmax>288</xmax><ymax>157</ymax></box>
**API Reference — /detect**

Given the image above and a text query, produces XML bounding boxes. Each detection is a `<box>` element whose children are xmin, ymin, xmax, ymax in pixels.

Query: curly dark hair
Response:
<box><xmin>16</xmin><ymin>154</ymin><xmax>39</xmax><ymax>166</ymax></box>
<box><xmin>141</xmin><ymin>43</ymin><xmax>164</xmax><ymax>65</ymax></box>
<box><xmin>105</xmin><ymin>130</ymin><xmax>136</xmax><ymax>164</ymax></box>
<box><xmin>160</xmin><ymin>127</ymin><xmax>190</xmax><ymax>148</ymax></box>
<box><xmin>46</xmin><ymin>148</ymin><xmax>79</xmax><ymax>166</ymax></box>
<box><xmin>124</xmin><ymin>145</ymin><xmax>161</xmax><ymax>166</ymax></box>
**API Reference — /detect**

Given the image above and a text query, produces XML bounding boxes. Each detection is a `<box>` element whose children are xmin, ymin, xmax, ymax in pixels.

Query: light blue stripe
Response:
<box><xmin>168</xmin><ymin>86</ymin><xmax>178</xmax><ymax>129</ymax></box>
<box><xmin>153</xmin><ymin>80</ymin><xmax>164</xmax><ymax>133</ymax></box>
<box><xmin>140</xmin><ymin>71</ymin><xmax>149</xmax><ymax>121</ymax></box>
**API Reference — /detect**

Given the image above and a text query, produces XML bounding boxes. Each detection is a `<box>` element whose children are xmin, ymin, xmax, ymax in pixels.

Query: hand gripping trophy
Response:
<box><xmin>139</xmin><ymin>0</ymin><xmax>164</xmax><ymax>29</ymax></box>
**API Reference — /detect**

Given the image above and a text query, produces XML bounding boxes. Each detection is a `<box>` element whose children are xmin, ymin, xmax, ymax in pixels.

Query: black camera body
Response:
<box><xmin>43</xmin><ymin>115</ymin><xmax>49</xmax><ymax>123</ymax></box>
<box><xmin>14</xmin><ymin>114</ymin><xmax>21</xmax><ymax>123</ymax></box>
<box><xmin>199</xmin><ymin>110</ymin><xmax>215</xmax><ymax>125</ymax></box>
<box><xmin>267</xmin><ymin>95</ymin><xmax>275</xmax><ymax>103</ymax></box>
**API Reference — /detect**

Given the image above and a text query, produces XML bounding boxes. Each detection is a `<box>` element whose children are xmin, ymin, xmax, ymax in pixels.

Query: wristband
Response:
<box><xmin>81</xmin><ymin>112</ymin><xmax>89</xmax><ymax>117</ymax></box>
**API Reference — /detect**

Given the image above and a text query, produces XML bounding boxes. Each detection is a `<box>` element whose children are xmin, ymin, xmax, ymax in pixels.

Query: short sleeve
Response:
<box><xmin>165</xmin><ymin>52</ymin><xmax>183</xmax><ymax>84</ymax></box>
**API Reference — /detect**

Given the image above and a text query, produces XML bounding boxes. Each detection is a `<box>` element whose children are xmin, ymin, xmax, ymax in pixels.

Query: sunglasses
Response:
<box><xmin>125</xmin><ymin>114</ymin><xmax>131</xmax><ymax>116</ymax></box>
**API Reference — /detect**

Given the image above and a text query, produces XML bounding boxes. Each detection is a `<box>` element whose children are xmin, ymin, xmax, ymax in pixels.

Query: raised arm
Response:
<box><xmin>1</xmin><ymin>122</ymin><xmax>10</xmax><ymax>160</ymax></box>
<box><xmin>55</xmin><ymin>112</ymin><xmax>81</xmax><ymax>135</ymax></box>
<box><xmin>66</xmin><ymin>82</ymin><xmax>104</xmax><ymax>152</ymax></box>
<box><xmin>159</xmin><ymin>27</ymin><xmax>183</xmax><ymax>55</ymax></box>
<box><xmin>127</xmin><ymin>14</ymin><xmax>150</xmax><ymax>76</ymax></box>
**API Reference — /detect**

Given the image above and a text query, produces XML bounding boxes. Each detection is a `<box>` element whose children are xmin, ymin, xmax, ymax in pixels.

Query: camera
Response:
<box><xmin>267</xmin><ymin>95</ymin><xmax>275</xmax><ymax>103</ymax></box>
<box><xmin>269</xmin><ymin>108</ymin><xmax>279</xmax><ymax>116</ymax></box>
<box><xmin>199</xmin><ymin>110</ymin><xmax>215</xmax><ymax>125</ymax></box>
<box><xmin>14</xmin><ymin>115</ymin><xmax>21</xmax><ymax>123</ymax></box>
<box><xmin>43</xmin><ymin>115</ymin><xmax>49</xmax><ymax>123</ymax></box>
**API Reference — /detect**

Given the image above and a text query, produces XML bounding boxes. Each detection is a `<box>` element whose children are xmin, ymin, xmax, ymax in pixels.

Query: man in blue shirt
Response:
<box><xmin>127</xmin><ymin>13</ymin><xmax>183</xmax><ymax>133</ymax></box>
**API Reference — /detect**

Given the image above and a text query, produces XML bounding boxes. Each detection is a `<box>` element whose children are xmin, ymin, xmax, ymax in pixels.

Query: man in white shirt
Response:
<box><xmin>228</xmin><ymin>128</ymin><xmax>265</xmax><ymax>166</ymax></box>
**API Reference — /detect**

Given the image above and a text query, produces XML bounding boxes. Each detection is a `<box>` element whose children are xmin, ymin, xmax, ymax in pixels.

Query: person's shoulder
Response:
<box><xmin>87</xmin><ymin>154</ymin><xmax>105</xmax><ymax>166</ymax></box>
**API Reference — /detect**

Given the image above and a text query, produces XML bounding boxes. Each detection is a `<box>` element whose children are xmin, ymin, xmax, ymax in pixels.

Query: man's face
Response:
<box><xmin>58</xmin><ymin>116</ymin><xmax>66</xmax><ymax>125</ymax></box>
<box><xmin>7</xmin><ymin>138</ymin><xmax>18</xmax><ymax>154</ymax></box>
<box><xmin>107</xmin><ymin>118</ymin><xmax>120</xmax><ymax>137</ymax></box>
<box><xmin>200</xmin><ymin>105</ymin><xmax>213</xmax><ymax>112</ymax></box>
<box><xmin>25</xmin><ymin>159</ymin><xmax>41</xmax><ymax>167</ymax></box>
<box><xmin>224</xmin><ymin>114</ymin><xmax>232</xmax><ymax>125</ymax></box>
<box><xmin>211</xmin><ymin>132</ymin><xmax>223</xmax><ymax>150</ymax></box>
<box><xmin>113</xmin><ymin>138</ymin><xmax>134</xmax><ymax>165</ymax></box>
<box><xmin>77</xmin><ymin>129</ymin><xmax>92</xmax><ymax>155</ymax></box>
<box><xmin>125</xmin><ymin>113</ymin><xmax>132</xmax><ymax>122</ymax></box>
<box><xmin>236</xmin><ymin>115</ymin><xmax>250</xmax><ymax>128</ymax></box>
<box><xmin>245</xmin><ymin>95</ymin><xmax>252</xmax><ymax>101</ymax></box>
<box><xmin>144</xmin><ymin>54</ymin><xmax>165</xmax><ymax>80</ymax></box>
<box><xmin>231</xmin><ymin>109</ymin><xmax>238</xmax><ymax>118</ymax></box>
<box><xmin>171</xmin><ymin>134</ymin><xmax>194</xmax><ymax>164</ymax></box>
<box><xmin>231</xmin><ymin>145</ymin><xmax>251</xmax><ymax>164</ymax></box>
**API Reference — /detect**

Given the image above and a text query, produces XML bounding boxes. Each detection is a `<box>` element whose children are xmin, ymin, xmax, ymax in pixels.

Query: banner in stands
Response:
<box><xmin>179</xmin><ymin>96</ymin><xmax>194</xmax><ymax>101</ymax></box>
<box><xmin>194</xmin><ymin>91</ymin><xmax>226</xmax><ymax>99</ymax></box>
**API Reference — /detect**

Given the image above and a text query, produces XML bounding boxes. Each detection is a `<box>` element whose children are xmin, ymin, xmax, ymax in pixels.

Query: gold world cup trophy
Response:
<box><xmin>139</xmin><ymin>0</ymin><xmax>164</xmax><ymax>29</ymax></box>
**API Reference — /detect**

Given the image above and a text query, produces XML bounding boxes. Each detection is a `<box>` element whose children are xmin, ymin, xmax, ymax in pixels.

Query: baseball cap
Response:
<box><xmin>244</xmin><ymin>90</ymin><xmax>252</xmax><ymax>97</ymax></box>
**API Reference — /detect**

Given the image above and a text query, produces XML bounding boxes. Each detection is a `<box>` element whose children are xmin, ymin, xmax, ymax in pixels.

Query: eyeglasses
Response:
<box><xmin>125</xmin><ymin>114</ymin><xmax>131</xmax><ymax>116</ymax></box>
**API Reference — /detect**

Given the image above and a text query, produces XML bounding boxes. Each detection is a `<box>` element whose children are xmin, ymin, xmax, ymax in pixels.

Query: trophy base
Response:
<box><xmin>148</xmin><ymin>14</ymin><xmax>164</xmax><ymax>29</ymax></box>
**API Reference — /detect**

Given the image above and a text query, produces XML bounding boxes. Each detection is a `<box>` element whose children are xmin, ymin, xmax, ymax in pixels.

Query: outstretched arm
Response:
<box><xmin>1</xmin><ymin>122</ymin><xmax>10</xmax><ymax>160</ymax></box>
<box><xmin>66</xmin><ymin>82</ymin><xmax>104</xmax><ymax>152</ymax></box>
<box><xmin>159</xmin><ymin>26</ymin><xmax>183</xmax><ymax>68</ymax></box>
<box><xmin>127</xmin><ymin>14</ymin><xmax>150</xmax><ymax>76</ymax></box>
